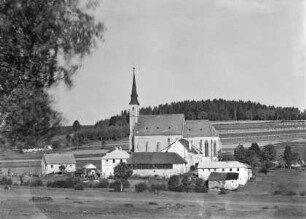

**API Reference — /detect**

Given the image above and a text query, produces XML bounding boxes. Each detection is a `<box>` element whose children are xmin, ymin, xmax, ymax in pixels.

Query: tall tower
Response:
<box><xmin>129</xmin><ymin>67</ymin><xmax>140</xmax><ymax>152</ymax></box>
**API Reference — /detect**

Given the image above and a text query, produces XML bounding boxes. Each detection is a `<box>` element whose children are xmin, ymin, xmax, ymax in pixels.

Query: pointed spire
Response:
<box><xmin>129</xmin><ymin>67</ymin><xmax>139</xmax><ymax>105</ymax></box>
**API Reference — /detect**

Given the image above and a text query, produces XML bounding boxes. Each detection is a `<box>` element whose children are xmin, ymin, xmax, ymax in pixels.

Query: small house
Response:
<box><xmin>128</xmin><ymin>152</ymin><xmax>187</xmax><ymax>177</ymax></box>
<box><xmin>161</xmin><ymin>138</ymin><xmax>203</xmax><ymax>170</ymax></box>
<box><xmin>197</xmin><ymin>161</ymin><xmax>252</xmax><ymax>185</ymax></box>
<box><xmin>82</xmin><ymin>163</ymin><xmax>98</xmax><ymax>177</ymax></box>
<box><xmin>208</xmin><ymin>172</ymin><xmax>239</xmax><ymax>190</ymax></box>
<box><xmin>41</xmin><ymin>153</ymin><xmax>76</xmax><ymax>175</ymax></box>
<box><xmin>101</xmin><ymin>147</ymin><xmax>130</xmax><ymax>178</ymax></box>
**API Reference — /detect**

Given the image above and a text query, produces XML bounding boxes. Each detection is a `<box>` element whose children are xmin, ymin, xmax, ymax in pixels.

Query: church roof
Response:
<box><xmin>183</xmin><ymin>120</ymin><xmax>218</xmax><ymax>138</ymax></box>
<box><xmin>134</xmin><ymin>114</ymin><xmax>185</xmax><ymax>136</ymax></box>
<box><xmin>127</xmin><ymin>152</ymin><xmax>187</xmax><ymax>165</ymax></box>
<box><xmin>162</xmin><ymin>138</ymin><xmax>202</xmax><ymax>154</ymax></box>
<box><xmin>129</xmin><ymin>72</ymin><xmax>139</xmax><ymax>105</ymax></box>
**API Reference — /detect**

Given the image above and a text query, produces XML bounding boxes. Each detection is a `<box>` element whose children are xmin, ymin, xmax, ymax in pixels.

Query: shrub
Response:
<box><xmin>181</xmin><ymin>175</ymin><xmax>195</xmax><ymax>192</ymax></box>
<box><xmin>47</xmin><ymin>177</ymin><xmax>78</xmax><ymax>188</ymax></box>
<box><xmin>300</xmin><ymin>191</ymin><xmax>306</xmax><ymax>196</ymax></box>
<box><xmin>286</xmin><ymin>190</ymin><xmax>296</xmax><ymax>196</ymax></box>
<box><xmin>149</xmin><ymin>183</ymin><xmax>167</xmax><ymax>193</ymax></box>
<box><xmin>94</xmin><ymin>179</ymin><xmax>109</xmax><ymax>188</ymax></box>
<box><xmin>219</xmin><ymin>188</ymin><xmax>227</xmax><ymax>195</ymax></box>
<box><xmin>194</xmin><ymin>178</ymin><xmax>208</xmax><ymax>193</ymax></box>
<box><xmin>135</xmin><ymin>182</ymin><xmax>148</xmax><ymax>192</ymax></box>
<box><xmin>74</xmin><ymin>183</ymin><xmax>84</xmax><ymax>190</ymax></box>
<box><xmin>0</xmin><ymin>177</ymin><xmax>12</xmax><ymax>186</ymax></box>
<box><xmin>168</xmin><ymin>175</ymin><xmax>182</xmax><ymax>192</ymax></box>
<box><xmin>30</xmin><ymin>179</ymin><xmax>44</xmax><ymax>187</ymax></box>
<box><xmin>110</xmin><ymin>179</ymin><xmax>130</xmax><ymax>192</ymax></box>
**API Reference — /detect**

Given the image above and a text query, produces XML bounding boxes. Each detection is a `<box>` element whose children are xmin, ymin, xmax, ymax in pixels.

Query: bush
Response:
<box><xmin>286</xmin><ymin>190</ymin><xmax>297</xmax><ymax>196</ymax></box>
<box><xmin>30</xmin><ymin>179</ymin><xmax>44</xmax><ymax>187</ymax></box>
<box><xmin>109</xmin><ymin>179</ymin><xmax>130</xmax><ymax>192</ymax></box>
<box><xmin>47</xmin><ymin>177</ymin><xmax>78</xmax><ymax>188</ymax></box>
<box><xmin>181</xmin><ymin>175</ymin><xmax>195</xmax><ymax>192</ymax></box>
<box><xmin>135</xmin><ymin>182</ymin><xmax>148</xmax><ymax>192</ymax></box>
<box><xmin>300</xmin><ymin>191</ymin><xmax>306</xmax><ymax>196</ymax></box>
<box><xmin>74</xmin><ymin>183</ymin><xmax>84</xmax><ymax>190</ymax></box>
<box><xmin>0</xmin><ymin>177</ymin><xmax>12</xmax><ymax>186</ymax></box>
<box><xmin>168</xmin><ymin>175</ymin><xmax>182</xmax><ymax>192</ymax></box>
<box><xmin>94</xmin><ymin>179</ymin><xmax>109</xmax><ymax>188</ymax></box>
<box><xmin>219</xmin><ymin>188</ymin><xmax>227</xmax><ymax>195</ymax></box>
<box><xmin>149</xmin><ymin>183</ymin><xmax>167</xmax><ymax>193</ymax></box>
<box><xmin>194</xmin><ymin>178</ymin><xmax>208</xmax><ymax>193</ymax></box>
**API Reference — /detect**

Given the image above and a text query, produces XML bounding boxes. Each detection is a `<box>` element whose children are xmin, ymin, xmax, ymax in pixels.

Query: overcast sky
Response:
<box><xmin>50</xmin><ymin>0</ymin><xmax>305</xmax><ymax>125</ymax></box>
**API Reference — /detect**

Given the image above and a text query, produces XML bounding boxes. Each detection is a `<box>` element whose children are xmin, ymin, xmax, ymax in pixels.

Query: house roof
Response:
<box><xmin>135</xmin><ymin>114</ymin><xmax>185</xmax><ymax>136</ymax></box>
<box><xmin>208</xmin><ymin>172</ymin><xmax>239</xmax><ymax>181</ymax></box>
<box><xmin>102</xmin><ymin>148</ymin><xmax>130</xmax><ymax>160</ymax></box>
<box><xmin>162</xmin><ymin>139</ymin><xmax>202</xmax><ymax>154</ymax></box>
<box><xmin>197</xmin><ymin>161</ymin><xmax>251</xmax><ymax>169</ymax></box>
<box><xmin>127</xmin><ymin>152</ymin><xmax>187</xmax><ymax>165</ymax></box>
<box><xmin>183</xmin><ymin>120</ymin><xmax>218</xmax><ymax>138</ymax></box>
<box><xmin>43</xmin><ymin>153</ymin><xmax>76</xmax><ymax>164</ymax></box>
<box><xmin>82</xmin><ymin>163</ymin><xmax>97</xmax><ymax>169</ymax></box>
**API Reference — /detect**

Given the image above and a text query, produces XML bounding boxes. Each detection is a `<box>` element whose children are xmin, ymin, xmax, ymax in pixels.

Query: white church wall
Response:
<box><xmin>135</xmin><ymin>135</ymin><xmax>182</xmax><ymax>152</ymax></box>
<box><xmin>185</xmin><ymin>137</ymin><xmax>221</xmax><ymax>157</ymax></box>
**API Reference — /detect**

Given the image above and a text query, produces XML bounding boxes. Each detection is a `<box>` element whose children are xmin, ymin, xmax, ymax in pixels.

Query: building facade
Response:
<box><xmin>41</xmin><ymin>153</ymin><xmax>76</xmax><ymax>175</ymax></box>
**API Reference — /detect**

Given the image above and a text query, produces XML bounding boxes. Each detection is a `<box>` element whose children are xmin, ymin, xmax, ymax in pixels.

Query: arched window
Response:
<box><xmin>199</xmin><ymin>140</ymin><xmax>203</xmax><ymax>152</ymax></box>
<box><xmin>156</xmin><ymin>142</ymin><xmax>160</xmax><ymax>152</ymax></box>
<box><xmin>214</xmin><ymin>141</ymin><xmax>217</xmax><ymax>156</ymax></box>
<box><xmin>167</xmin><ymin>138</ymin><xmax>170</xmax><ymax>146</ymax></box>
<box><xmin>205</xmin><ymin>141</ymin><xmax>209</xmax><ymax>157</ymax></box>
<box><xmin>145</xmin><ymin>142</ymin><xmax>149</xmax><ymax>152</ymax></box>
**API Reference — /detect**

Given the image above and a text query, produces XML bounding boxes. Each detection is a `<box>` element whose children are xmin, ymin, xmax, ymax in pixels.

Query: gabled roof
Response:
<box><xmin>127</xmin><ymin>152</ymin><xmax>187</xmax><ymax>165</ymax></box>
<box><xmin>43</xmin><ymin>153</ymin><xmax>76</xmax><ymax>164</ymax></box>
<box><xmin>197</xmin><ymin>161</ymin><xmax>251</xmax><ymax>169</ymax></box>
<box><xmin>208</xmin><ymin>172</ymin><xmax>239</xmax><ymax>181</ymax></box>
<box><xmin>102</xmin><ymin>148</ymin><xmax>130</xmax><ymax>160</ymax></box>
<box><xmin>135</xmin><ymin>114</ymin><xmax>185</xmax><ymax>136</ymax></box>
<box><xmin>82</xmin><ymin>163</ymin><xmax>97</xmax><ymax>169</ymax></box>
<box><xmin>183</xmin><ymin>120</ymin><xmax>218</xmax><ymax>138</ymax></box>
<box><xmin>162</xmin><ymin>139</ymin><xmax>202</xmax><ymax>154</ymax></box>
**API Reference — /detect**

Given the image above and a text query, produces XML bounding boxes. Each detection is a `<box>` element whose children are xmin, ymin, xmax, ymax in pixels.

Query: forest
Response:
<box><xmin>63</xmin><ymin>99</ymin><xmax>306</xmax><ymax>146</ymax></box>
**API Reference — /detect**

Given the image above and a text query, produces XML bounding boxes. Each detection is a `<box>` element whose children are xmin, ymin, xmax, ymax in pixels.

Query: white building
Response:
<box><xmin>128</xmin><ymin>152</ymin><xmax>187</xmax><ymax>177</ymax></box>
<box><xmin>128</xmin><ymin>70</ymin><xmax>222</xmax><ymax>156</ymax></box>
<box><xmin>197</xmin><ymin>161</ymin><xmax>252</xmax><ymax>185</ymax></box>
<box><xmin>208</xmin><ymin>172</ymin><xmax>240</xmax><ymax>190</ymax></box>
<box><xmin>161</xmin><ymin>138</ymin><xmax>204</xmax><ymax>170</ymax></box>
<box><xmin>41</xmin><ymin>153</ymin><xmax>76</xmax><ymax>175</ymax></box>
<box><xmin>101</xmin><ymin>148</ymin><xmax>130</xmax><ymax>178</ymax></box>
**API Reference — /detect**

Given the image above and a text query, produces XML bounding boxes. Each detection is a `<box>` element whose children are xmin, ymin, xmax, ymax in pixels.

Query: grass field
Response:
<box><xmin>0</xmin><ymin>169</ymin><xmax>305</xmax><ymax>218</ymax></box>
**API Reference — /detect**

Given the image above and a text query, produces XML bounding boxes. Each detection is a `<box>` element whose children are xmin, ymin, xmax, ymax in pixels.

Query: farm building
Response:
<box><xmin>208</xmin><ymin>172</ymin><xmax>240</xmax><ymax>190</ymax></box>
<box><xmin>101</xmin><ymin>147</ymin><xmax>130</xmax><ymax>178</ymax></box>
<box><xmin>41</xmin><ymin>153</ymin><xmax>76</xmax><ymax>175</ymax></box>
<box><xmin>127</xmin><ymin>152</ymin><xmax>187</xmax><ymax>177</ymax></box>
<box><xmin>197</xmin><ymin>161</ymin><xmax>252</xmax><ymax>185</ymax></box>
<box><xmin>82</xmin><ymin>163</ymin><xmax>98</xmax><ymax>177</ymax></box>
<box><xmin>161</xmin><ymin>138</ymin><xmax>204</xmax><ymax>170</ymax></box>
<box><xmin>128</xmin><ymin>71</ymin><xmax>222</xmax><ymax>156</ymax></box>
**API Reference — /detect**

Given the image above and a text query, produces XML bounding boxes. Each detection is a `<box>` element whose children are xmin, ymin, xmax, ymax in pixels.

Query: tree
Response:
<box><xmin>249</xmin><ymin>142</ymin><xmax>261</xmax><ymax>157</ymax></box>
<box><xmin>1</xmin><ymin>88</ymin><xmax>62</xmax><ymax>148</ymax></box>
<box><xmin>284</xmin><ymin>145</ymin><xmax>293</xmax><ymax>168</ymax></box>
<box><xmin>113</xmin><ymin>162</ymin><xmax>133</xmax><ymax>192</ymax></box>
<box><xmin>0</xmin><ymin>0</ymin><xmax>104</xmax><ymax>146</ymax></box>
<box><xmin>72</xmin><ymin>120</ymin><xmax>81</xmax><ymax>132</ymax></box>
<box><xmin>181</xmin><ymin>175</ymin><xmax>195</xmax><ymax>192</ymax></box>
<box><xmin>59</xmin><ymin>165</ymin><xmax>66</xmax><ymax>173</ymax></box>
<box><xmin>262</xmin><ymin>144</ymin><xmax>276</xmax><ymax>162</ymax></box>
<box><xmin>234</xmin><ymin>144</ymin><xmax>246</xmax><ymax>162</ymax></box>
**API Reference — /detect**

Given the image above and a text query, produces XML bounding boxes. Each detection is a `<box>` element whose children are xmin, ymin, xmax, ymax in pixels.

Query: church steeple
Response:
<box><xmin>129</xmin><ymin>67</ymin><xmax>139</xmax><ymax>105</ymax></box>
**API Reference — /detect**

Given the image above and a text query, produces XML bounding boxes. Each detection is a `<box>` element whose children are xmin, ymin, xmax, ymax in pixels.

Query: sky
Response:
<box><xmin>50</xmin><ymin>0</ymin><xmax>306</xmax><ymax>125</ymax></box>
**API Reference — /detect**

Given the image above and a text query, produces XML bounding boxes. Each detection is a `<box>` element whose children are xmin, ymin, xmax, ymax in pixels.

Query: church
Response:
<box><xmin>128</xmin><ymin>69</ymin><xmax>222</xmax><ymax>161</ymax></box>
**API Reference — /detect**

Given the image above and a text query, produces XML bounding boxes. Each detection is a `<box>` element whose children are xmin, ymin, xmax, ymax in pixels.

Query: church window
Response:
<box><xmin>205</xmin><ymin>141</ymin><xmax>209</xmax><ymax>157</ymax></box>
<box><xmin>199</xmin><ymin>140</ymin><xmax>203</xmax><ymax>151</ymax></box>
<box><xmin>156</xmin><ymin>142</ymin><xmax>160</xmax><ymax>152</ymax></box>
<box><xmin>237</xmin><ymin>168</ymin><xmax>239</xmax><ymax>171</ymax></box>
<box><xmin>132</xmin><ymin>107</ymin><xmax>134</xmax><ymax>110</ymax></box>
<box><xmin>146</xmin><ymin>142</ymin><xmax>149</xmax><ymax>152</ymax></box>
<box><xmin>113</xmin><ymin>159</ymin><xmax>115</xmax><ymax>163</ymax></box>
<box><xmin>188</xmin><ymin>128</ymin><xmax>191</xmax><ymax>131</ymax></box>
<box><xmin>214</xmin><ymin>141</ymin><xmax>217</xmax><ymax>156</ymax></box>
<box><xmin>146</xmin><ymin>127</ymin><xmax>148</xmax><ymax>130</ymax></box>
<box><xmin>167</xmin><ymin>138</ymin><xmax>170</xmax><ymax>145</ymax></box>
<box><xmin>51</xmin><ymin>165</ymin><xmax>53</xmax><ymax>168</ymax></box>
<box><xmin>120</xmin><ymin>159</ymin><xmax>123</xmax><ymax>163</ymax></box>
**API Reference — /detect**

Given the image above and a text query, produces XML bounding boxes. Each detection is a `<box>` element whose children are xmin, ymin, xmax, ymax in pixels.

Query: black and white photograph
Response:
<box><xmin>0</xmin><ymin>0</ymin><xmax>305</xmax><ymax>218</ymax></box>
